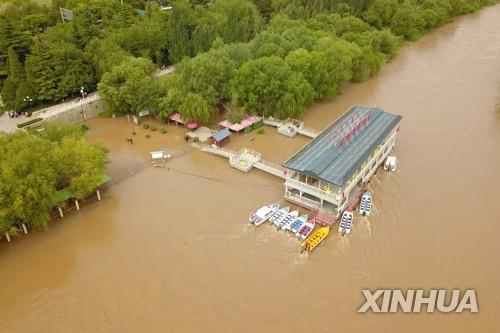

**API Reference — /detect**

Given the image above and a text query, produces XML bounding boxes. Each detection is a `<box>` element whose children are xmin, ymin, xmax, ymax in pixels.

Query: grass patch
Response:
<box><xmin>150</xmin><ymin>126</ymin><xmax>157</xmax><ymax>131</ymax></box>
<box><xmin>256</xmin><ymin>128</ymin><xmax>265</xmax><ymax>134</ymax></box>
<box><xmin>145</xmin><ymin>134</ymin><xmax>150</xmax><ymax>139</ymax></box>
<box><xmin>160</xmin><ymin>127</ymin><xmax>167</xmax><ymax>134</ymax></box>
<box><xmin>99</xmin><ymin>109</ymin><xmax>125</xmax><ymax>118</ymax></box>
<box><xmin>143</xmin><ymin>124</ymin><xmax>150</xmax><ymax>129</ymax></box>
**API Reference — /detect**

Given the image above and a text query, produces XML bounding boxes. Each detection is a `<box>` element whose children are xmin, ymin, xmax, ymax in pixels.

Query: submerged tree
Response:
<box><xmin>0</xmin><ymin>123</ymin><xmax>109</xmax><ymax>235</ymax></box>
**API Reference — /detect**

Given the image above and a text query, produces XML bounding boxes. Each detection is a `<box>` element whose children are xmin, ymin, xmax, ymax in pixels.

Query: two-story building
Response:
<box><xmin>282</xmin><ymin>106</ymin><xmax>402</xmax><ymax>217</ymax></box>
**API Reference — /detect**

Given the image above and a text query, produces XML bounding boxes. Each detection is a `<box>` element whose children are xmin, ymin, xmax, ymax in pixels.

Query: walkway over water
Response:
<box><xmin>199</xmin><ymin>144</ymin><xmax>287</xmax><ymax>179</ymax></box>
<box><xmin>263</xmin><ymin>117</ymin><xmax>319</xmax><ymax>138</ymax></box>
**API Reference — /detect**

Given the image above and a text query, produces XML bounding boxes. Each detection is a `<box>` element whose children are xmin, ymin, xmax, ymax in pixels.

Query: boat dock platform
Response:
<box><xmin>199</xmin><ymin>145</ymin><xmax>287</xmax><ymax>179</ymax></box>
<box><xmin>263</xmin><ymin>118</ymin><xmax>320</xmax><ymax>138</ymax></box>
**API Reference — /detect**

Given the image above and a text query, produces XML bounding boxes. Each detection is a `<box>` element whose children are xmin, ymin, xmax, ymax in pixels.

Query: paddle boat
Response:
<box><xmin>296</xmin><ymin>218</ymin><xmax>316</xmax><ymax>240</ymax></box>
<box><xmin>287</xmin><ymin>214</ymin><xmax>309</xmax><ymax>233</ymax></box>
<box><xmin>338</xmin><ymin>208</ymin><xmax>354</xmax><ymax>235</ymax></box>
<box><xmin>269</xmin><ymin>207</ymin><xmax>290</xmax><ymax>226</ymax></box>
<box><xmin>277</xmin><ymin>210</ymin><xmax>299</xmax><ymax>230</ymax></box>
<box><xmin>359</xmin><ymin>191</ymin><xmax>372</xmax><ymax>216</ymax></box>
<box><xmin>301</xmin><ymin>226</ymin><xmax>330</xmax><ymax>253</ymax></box>
<box><xmin>249</xmin><ymin>204</ymin><xmax>280</xmax><ymax>226</ymax></box>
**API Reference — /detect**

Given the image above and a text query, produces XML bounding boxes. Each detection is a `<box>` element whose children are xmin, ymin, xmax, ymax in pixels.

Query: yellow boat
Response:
<box><xmin>300</xmin><ymin>226</ymin><xmax>330</xmax><ymax>253</ymax></box>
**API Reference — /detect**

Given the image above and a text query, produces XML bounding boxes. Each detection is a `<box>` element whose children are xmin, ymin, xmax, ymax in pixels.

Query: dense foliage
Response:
<box><xmin>0</xmin><ymin>124</ymin><xmax>108</xmax><ymax>236</ymax></box>
<box><xmin>0</xmin><ymin>0</ymin><xmax>497</xmax><ymax>120</ymax></box>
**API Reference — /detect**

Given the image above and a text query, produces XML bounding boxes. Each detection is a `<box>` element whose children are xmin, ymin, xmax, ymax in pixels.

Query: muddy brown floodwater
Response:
<box><xmin>1</xmin><ymin>5</ymin><xmax>500</xmax><ymax>333</ymax></box>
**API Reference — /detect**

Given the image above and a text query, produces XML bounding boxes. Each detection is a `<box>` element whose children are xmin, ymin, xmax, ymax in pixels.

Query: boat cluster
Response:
<box><xmin>338</xmin><ymin>190</ymin><xmax>372</xmax><ymax>236</ymax></box>
<box><xmin>249</xmin><ymin>205</ymin><xmax>313</xmax><ymax>238</ymax></box>
<box><xmin>249</xmin><ymin>204</ymin><xmax>326</xmax><ymax>253</ymax></box>
<box><xmin>249</xmin><ymin>191</ymin><xmax>373</xmax><ymax>253</ymax></box>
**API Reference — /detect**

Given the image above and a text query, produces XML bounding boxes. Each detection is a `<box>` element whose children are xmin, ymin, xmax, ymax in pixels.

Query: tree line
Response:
<box><xmin>1</xmin><ymin>0</ymin><xmax>497</xmax><ymax>120</ymax></box>
<box><xmin>98</xmin><ymin>0</ymin><xmax>498</xmax><ymax>123</ymax></box>
<box><xmin>0</xmin><ymin>123</ymin><xmax>108</xmax><ymax>237</ymax></box>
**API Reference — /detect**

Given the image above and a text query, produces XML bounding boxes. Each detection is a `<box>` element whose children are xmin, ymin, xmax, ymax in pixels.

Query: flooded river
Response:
<box><xmin>1</xmin><ymin>5</ymin><xmax>500</xmax><ymax>332</ymax></box>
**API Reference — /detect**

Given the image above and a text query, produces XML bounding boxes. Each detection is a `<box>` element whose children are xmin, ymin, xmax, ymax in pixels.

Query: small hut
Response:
<box><xmin>169</xmin><ymin>113</ymin><xmax>198</xmax><ymax>130</ymax></box>
<box><xmin>150</xmin><ymin>150</ymin><xmax>171</xmax><ymax>167</ymax></box>
<box><xmin>211</xmin><ymin>128</ymin><xmax>231</xmax><ymax>147</ymax></box>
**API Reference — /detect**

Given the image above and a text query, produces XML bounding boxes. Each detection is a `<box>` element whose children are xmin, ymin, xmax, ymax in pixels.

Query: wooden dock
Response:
<box><xmin>263</xmin><ymin>117</ymin><xmax>319</xmax><ymax>139</ymax></box>
<box><xmin>199</xmin><ymin>144</ymin><xmax>287</xmax><ymax>179</ymax></box>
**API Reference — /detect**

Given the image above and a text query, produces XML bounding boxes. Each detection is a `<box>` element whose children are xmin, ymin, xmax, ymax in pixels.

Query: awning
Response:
<box><xmin>187</xmin><ymin>121</ymin><xmax>198</xmax><ymax>130</ymax></box>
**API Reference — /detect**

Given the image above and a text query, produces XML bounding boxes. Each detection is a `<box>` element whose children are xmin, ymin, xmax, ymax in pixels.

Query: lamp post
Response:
<box><xmin>80</xmin><ymin>86</ymin><xmax>86</xmax><ymax>99</ymax></box>
<box><xmin>23</xmin><ymin>96</ymin><xmax>33</xmax><ymax>117</ymax></box>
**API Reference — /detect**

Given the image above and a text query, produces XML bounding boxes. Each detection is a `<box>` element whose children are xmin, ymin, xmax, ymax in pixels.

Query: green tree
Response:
<box><xmin>25</xmin><ymin>40</ymin><xmax>95</xmax><ymax>102</ymax></box>
<box><xmin>1</xmin><ymin>47</ymin><xmax>27</xmax><ymax>108</ymax></box>
<box><xmin>390</xmin><ymin>3</ymin><xmax>426</xmax><ymax>40</ymax></box>
<box><xmin>213</xmin><ymin>0</ymin><xmax>262</xmax><ymax>44</ymax></box>
<box><xmin>167</xmin><ymin>0</ymin><xmax>196</xmax><ymax>63</ymax></box>
<box><xmin>285</xmin><ymin>48</ymin><xmax>329</xmax><ymax>99</ymax></box>
<box><xmin>52</xmin><ymin>137</ymin><xmax>108</xmax><ymax>199</ymax></box>
<box><xmin>362</xmin><ymin>0</ymin><xmax>399</xmax><ymax>29</ymax></box>
<box><xmin>156</xmin><ymin>88</ymin><xmax>184</xmax><ymax>121</ymax></box>
<box><xmin>0</xmin><ymin>123</ymin><xmax>109</xmax><ymax>234</ymax></box>
<box><xmin>314</xmin><ymin>38</ymin><xmax>356</xmax><ymax>96</ymax></box>
<box><xmin>0</xmin><ymin>77</ymin><xmax>17</xmax><ymax>109</ymax></box>
<box><xmin>230</xmin><ymin>56</ymin><xmax>314</xmax><ymax>118</ymax></box>
<box><xmin>15</xmin><ymin>81</ymin><xmax>33</xmax><ymax>110</ymax></box>
<box><xmin>86</xmin><ymin>39</ymin><xmax>130</xmax><ymax>80</ymax></box>
<box><xmin>178</xmin><ymin>92</ymin><xmax>213</xmax><ymax>124</ymax></box>
<box><xmin>7</xmin><ymin>47</ymin><xmax>25</xmax><ymax>81</ymax></box>
<box><xmin>176</xmin><ymin>50</ymin><xmax>236</xmax><ymax>105</ymax></box>
<box><xmin>98</xmin><ymin>57</ymin><xmax>158</xmax><ymax>114</ymax></box>
<box><xmin>0</xmin><ymin>132</ymin><xmax>56</xmax><ymax>231</ymax></box>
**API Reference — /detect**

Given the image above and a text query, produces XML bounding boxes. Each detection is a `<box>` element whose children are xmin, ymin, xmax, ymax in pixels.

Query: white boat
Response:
<box><xmin>269</xmin><ymin>207</ymin><xmax>290</xmax><ymax>226</ymax></box>
<box><xmin>287</xmin><ymin>214</ymin><xmax>309</xmax><ymax>233</ymax></box>
<box><xmin>249</xmin><ymin>204</ymin><xmax>279</xmax><ymax>226</ymax></box>
<box><xmin>296</xmin><ymin>218</ymin><xmax>316</xmax><ymax>240</ymax></box>
<box><xmin>338</xmin><ymin>208</ymin><xmax>354</xmax><ymax>235</ymax></box>
<box><xmin>359</xmin><ymin>191</ymin><xmax>372</xmax><ymax>216</ymax></box>
<box><xmin>384</xmin><ymin>155</ymin><xmax>397</xmax><ymax>171</ymax></box>
<box><xmin>277</xmin><ymin>210</ymin><xmax>299</xmax><ymax>230</ymax></box>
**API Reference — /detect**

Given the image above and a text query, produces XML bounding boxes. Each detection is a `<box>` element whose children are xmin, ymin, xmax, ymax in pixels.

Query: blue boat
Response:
<box><xmin>288</xmin><ymin>214</ymin><xmax>309</xmax><ymax>233</ymax></box>
<box><xmin>269</xmin><ymin>207</ymin><xmax>289</xmax><ymax>226</ymax></box>
<box><xmin>338</xmin><ymin>208</ymin><xmax>354</xmax><ymax>235</ymax></box>
<box><xmin>276</xmin><ymin>210</ymin><xmax>299</xmax><ymax>229</ymax></box>
<box><xmin>359</xmin><ymin>191</ymin><xmax>372</xmax><ymax>216</ymax></box>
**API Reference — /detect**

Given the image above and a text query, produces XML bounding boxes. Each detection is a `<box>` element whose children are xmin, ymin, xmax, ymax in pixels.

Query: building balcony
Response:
<box><xmin>284</xmin><ymin>191</ymin><xmax>321</xmax><ymax>210</ymax></box>
<box><xmin>284</xmin><ymin>178</ymin><xmax>340</xmax><ymax>205</ymax></box>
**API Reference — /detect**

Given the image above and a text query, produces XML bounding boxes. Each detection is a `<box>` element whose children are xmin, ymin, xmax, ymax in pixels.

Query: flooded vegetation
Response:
<box><xmin>1</xmin><ymin>5</ymin><xmax>500</xmax><ymax>333</ymax></box>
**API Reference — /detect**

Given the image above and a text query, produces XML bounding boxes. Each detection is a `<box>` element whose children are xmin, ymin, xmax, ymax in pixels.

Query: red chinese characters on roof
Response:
<box><xmin>334</xmin><ymin>111</ymin><xmax>373</xmax><ymax>152</ymax></box>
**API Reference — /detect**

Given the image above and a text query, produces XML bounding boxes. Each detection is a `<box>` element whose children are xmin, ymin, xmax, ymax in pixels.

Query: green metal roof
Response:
<box><xmin>51</xmin><ymin>173</ymin><xmax>111</xmax><ymax>205</ymax></box>
<box><xmin>283</xmin><ymin>106</ymin><xmax>402</xmax><ymax>187</ymax></box>
<box><xmin>51</xmin><ymin>188</ymin><xmax>73</xmax><ymax>205</ymax></box>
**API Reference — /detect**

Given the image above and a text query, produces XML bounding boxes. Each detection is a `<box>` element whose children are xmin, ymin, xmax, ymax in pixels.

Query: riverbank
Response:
<box><xmin>0</xmin><ymin>5</ymin><xmax>499</xmax><ymax>333</ymax></box>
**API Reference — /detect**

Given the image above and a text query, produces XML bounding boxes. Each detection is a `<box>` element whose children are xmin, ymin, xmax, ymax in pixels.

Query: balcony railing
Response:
<box><xmin>285</xmin><ymin>178</ymin><xmax>339</xmax><ymax>205</ymax></box>
<box><xmin>284</xmin><ymin>192</ymin><xmax>321</xmax><ymax>209</ymax></box>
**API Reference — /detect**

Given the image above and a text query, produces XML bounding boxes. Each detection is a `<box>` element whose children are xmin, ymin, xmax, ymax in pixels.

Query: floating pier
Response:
<box><xmin>199</xmin><ymin>145</ymin><xmax>287</xmax><ymax>179</ymax></box>
<box><xmin>263</xmin><ymin>118</ymin><xmax>320</xmax><ymax>138</ymax></box>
